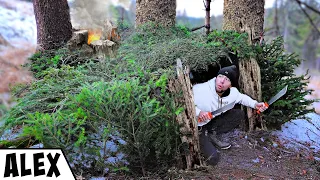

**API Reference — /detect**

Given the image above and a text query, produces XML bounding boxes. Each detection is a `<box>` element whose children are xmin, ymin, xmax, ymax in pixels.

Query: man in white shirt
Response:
<box><xmin>193</xmin><ymin>65</ymin><xmax>268</xmax><ymax>165</ymax></box>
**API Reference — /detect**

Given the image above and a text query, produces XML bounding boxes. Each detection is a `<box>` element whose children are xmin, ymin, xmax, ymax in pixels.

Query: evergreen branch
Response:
<box><xmin>80</xmin><ymin>105</ymin><xmax>133</xmax><ymax>137</ymax></box>
<box><xmin>203</xmin><ymin>0</ymin><xmax>206</xmax><ymax>9</ymax></box>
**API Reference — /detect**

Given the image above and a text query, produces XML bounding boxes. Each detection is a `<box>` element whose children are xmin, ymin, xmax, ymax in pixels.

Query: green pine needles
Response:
<box><xmin>119</xmin><ymin>24</ymin><xmax>253</xmax><ymax>72</ymax></box>
<box><xmin>257</xmin><ymin>37</ymin><xmax>314</xmax><ymax>128</ymax></box>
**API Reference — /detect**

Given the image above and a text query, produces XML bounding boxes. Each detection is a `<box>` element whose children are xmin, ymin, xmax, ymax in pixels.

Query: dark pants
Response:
<box><xmin>199</xmin><ymin>109</ymin><xmax>245</xmax><ymax>165</ymax></box>
<box><xmin>203</xmin><ymin>109</ymin><xmax>245</xmax><ymax>134</ymax></box>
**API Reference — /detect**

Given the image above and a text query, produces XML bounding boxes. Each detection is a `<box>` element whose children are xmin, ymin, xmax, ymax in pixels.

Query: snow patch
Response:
<box><xmin>272</xmin><ymin>113</ymin><xmax>320</xmax><ymax>152</ymax></box>
<box><xmin>0</xmin><ymin>1</ymin><xmax>37</xmax><ymax>45</ymax></box>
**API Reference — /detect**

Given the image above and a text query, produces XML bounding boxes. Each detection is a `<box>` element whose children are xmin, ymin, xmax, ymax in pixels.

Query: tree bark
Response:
<box><xmin>136</xmin><ymin>0</ymin><xmax>176</xmax><ymax>27</ymax></box>
<box><xmin>205</xmin><ymin>0</ymin><xmax>211</xmax><ymax>35</ymax></box>
<box><xmin>273</xmin><ymin>0</ymin><xmax>280</xmax><ymax>36</ymax></box>
<box><xmin>223</xmin><ymin>0</ymin><xmax>265</xmax><ymax>131</ymax></box>
<box><xmin>168</xmin><ymin>59</ymin><xmax>203</xmax><ymax>169</ymax></box>
<box><xmin>33</xmin><ymin>0</ymin><xmax>73</xmax><ymax>50</ymax></box>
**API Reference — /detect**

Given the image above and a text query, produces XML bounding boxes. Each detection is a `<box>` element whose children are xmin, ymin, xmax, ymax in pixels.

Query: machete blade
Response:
<box><xmin>268</xmin><ymin>85</ymin><xmax>288</xmax><ymax>105</ymax></box>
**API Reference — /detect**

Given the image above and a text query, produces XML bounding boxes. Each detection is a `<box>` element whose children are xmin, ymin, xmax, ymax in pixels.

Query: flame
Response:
<box><xmin>88</xmin><ymin>29</ymin><xmax>102</xmax><ymax>44</ymax></box>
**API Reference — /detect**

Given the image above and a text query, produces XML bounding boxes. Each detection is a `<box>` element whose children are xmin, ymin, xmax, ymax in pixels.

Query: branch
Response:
<box><xmin>203</xmin><ymin>0</ymin><xmax>207</xmax><ymax>8</ymax></box>
<box><xmin>294</xmin><ymin>0</ymin><xmax>320</xmax><ymax>15</ymax></box>
<box><xmin>191</xmin><ymin>25</ymin><xmax>206</xmax><ymax>32</ymax></box>
<box><xmin>296</xmin><ymin>0</ymin><xmax>320</xmax><ymax>36</ymax></box>
<box><xmin>0</xmin><ymin>136</ymin><xmax>37</xmax><ymax>148</ymax></box>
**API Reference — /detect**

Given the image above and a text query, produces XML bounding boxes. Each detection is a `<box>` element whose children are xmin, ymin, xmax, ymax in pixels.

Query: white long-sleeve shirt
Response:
<box><xmin>193</xmin><ymin>77</ymin><xmax>258</xmax><ymax>118</ymax></box>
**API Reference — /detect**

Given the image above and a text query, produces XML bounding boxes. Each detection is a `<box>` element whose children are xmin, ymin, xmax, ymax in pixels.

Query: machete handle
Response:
<box><xmin>257</xmin><ymin>102</ymin><xmax>269</xmax><ymax>114</ymax></box>
<box><xmin>198</xmin><ymin>112</ymin><xmax>213</xmax><ymax>122</ymax></box>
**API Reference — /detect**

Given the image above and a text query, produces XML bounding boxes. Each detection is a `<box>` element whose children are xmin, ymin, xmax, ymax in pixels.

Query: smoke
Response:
<box><xmin>68</xmin><ymin>0</ymin><xmax>132</xmax><ymax>30</ymax></box>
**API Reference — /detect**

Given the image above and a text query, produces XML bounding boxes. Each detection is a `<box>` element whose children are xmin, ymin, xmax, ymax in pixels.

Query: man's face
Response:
<box><xmin>215</xmin><ymin>74</ymin><xmax>231</xmax><ymax>93</ymax></box>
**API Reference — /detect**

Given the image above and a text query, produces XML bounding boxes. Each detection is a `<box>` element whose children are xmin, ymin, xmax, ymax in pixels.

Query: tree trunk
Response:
<box><xmin>223</xmin><ymin>0</ymin><xmax>265</xmax><ymax>131</ymax></box>
<box><xmin>33</xmin><ymin>0</ymin><xmax>72</xmax><ymax>50</ymax></box>
<box><xmin>302</xmin><ymin>20</ymin><xmax>320</xmax><ymax>67</ymax></box>
<box><xmin>273</xmin><ymin>0</ymin><xmax>280</xmax><ymax>36</ymax></box>
<box><xmin>205</xmin><ymin>0</ymin><xmax>211</xmax><ymax>35</ymax></box>
<box><xmin>282</xmin><ymin>1</ymin><xmax>291</xmax><ymax>53</ymax></box>
<box><xmin>168</xmin><ymin>59</ymin><xmax>203</xmax><ymax>169</ymax></box>
<box><xmin>136</xmin><ymin>0</ymin><xmax>176</xmax><ymax>27</ymax></box>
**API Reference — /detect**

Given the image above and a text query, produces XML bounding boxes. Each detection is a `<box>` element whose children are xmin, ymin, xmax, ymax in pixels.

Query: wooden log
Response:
<box><xmin>67</xmin><ymin>30</ymin><xmax>88</xmax><ymax>49</ymax></box>
<box><xmin>90</xmin><ymin>39</ymin><xmax>117</xmax><ymax>58</ymax></box>
<box><xmin>168</xmin><ymin>58</ymin><xmax>203</xmax><ymax>169</ymax></box>
<box><xmin>80</xmin><ymin>44</ymin><xmax>94</xmax><ymax>56</ymax></box>
<box><xmin>107</xmin><ymin>27</ymin><xmax>121</xmax><ymax>43</ymax></box>
<box><xmin>102</xmin><ymin>20</ymin><xmax>121</xmax><ymax>43</ymax></box>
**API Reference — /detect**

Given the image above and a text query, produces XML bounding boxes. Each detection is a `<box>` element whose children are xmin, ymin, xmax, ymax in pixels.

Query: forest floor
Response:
<box><xmin>92</xmin><ymin>128</ymin><xmax>320</xmax><ymax>180</ymax></box>
<box><xmin>163</xmin><ymin>129</ymin><xmax>320</xmax><ymax>180</ymax></box>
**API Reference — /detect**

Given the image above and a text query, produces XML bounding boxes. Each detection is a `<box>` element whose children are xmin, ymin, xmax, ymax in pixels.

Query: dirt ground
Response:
<box><xmin>83</xmin><ymin>129</ymin><xmax>319</xmax><ymax>180</ymax></box>
<box><xmin>166</xmin><ymin>129</ymin><xmax>320</xmax><ymax>180</ymax></box>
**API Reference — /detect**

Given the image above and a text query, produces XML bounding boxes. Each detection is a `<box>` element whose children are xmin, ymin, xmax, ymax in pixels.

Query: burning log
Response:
<box><xmin>102</xmin><ymin>20</ymin><xmax>121</xmax><ymax>43</ymax></box>
<box><xmin>107</xmin><ymin>27</ymin><xmax>121</xmax><ymax>43</ymax></box>
<box><xmin>67</xmin><ymin>20</ymin><xmax>120</xmax><ymax>59</ymax></box>
<box><xmin>88</xmin><ymin>28</ymin><xmax>102</xmax><ymax>45</ymax></box>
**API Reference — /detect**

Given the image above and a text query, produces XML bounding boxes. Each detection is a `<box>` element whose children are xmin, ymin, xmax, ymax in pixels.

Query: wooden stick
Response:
<box><xmin>191</xmin><ymin>25</ymin><xmax>205</xmax><ymax>32</ymax></box>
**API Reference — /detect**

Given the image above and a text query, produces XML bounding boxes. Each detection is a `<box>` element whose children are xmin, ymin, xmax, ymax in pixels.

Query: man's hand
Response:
<box><xmin>198</xmin><ymin>111</ymin><xmax>214</xmax><ymax>122</ymax></box>
<box><xmin>255</xmin><ymin>102</ymin><xmax>268</xmax><ymax>113</ymax></box>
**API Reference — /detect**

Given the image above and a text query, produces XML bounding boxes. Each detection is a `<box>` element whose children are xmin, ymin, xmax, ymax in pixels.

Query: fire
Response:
<box><xmin>88</xmin><ymin>29</ymin><xmax>102</xmax><ymax>44</ymax></box>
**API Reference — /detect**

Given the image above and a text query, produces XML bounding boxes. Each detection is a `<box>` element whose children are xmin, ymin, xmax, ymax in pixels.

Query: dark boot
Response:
<box><xmin>208</xmin><ymin>131</ymin><xmax>231</xmax><ymax>150</ymax></box>
<box><xmin>204</xmin><ymin>109</ymin><xmax>244</xmax><ymax>149</ymax></box>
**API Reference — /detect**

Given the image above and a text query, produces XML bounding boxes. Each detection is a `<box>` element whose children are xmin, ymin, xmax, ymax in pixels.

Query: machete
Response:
<box><xmin>198</xmin><ymin>101</ymin><xmax>236</xmax><ymax>127</ymax></box>
<box><xmin>257</xmin><ymin>85</ymin><xmax>288</xmax><ymax>114</ymax></box>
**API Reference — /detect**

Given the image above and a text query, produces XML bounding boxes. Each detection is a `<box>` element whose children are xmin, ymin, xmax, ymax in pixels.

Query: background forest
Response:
<box><xmin>73</xmin><ymin>0</ymin><xmax>320</xmax><ymax>70</ymax></box>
